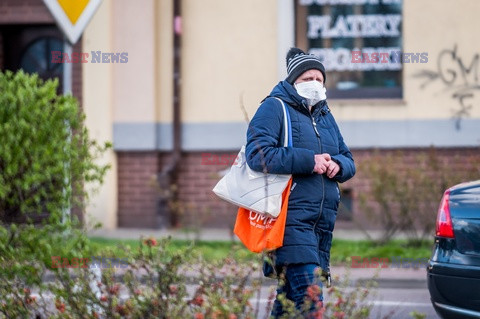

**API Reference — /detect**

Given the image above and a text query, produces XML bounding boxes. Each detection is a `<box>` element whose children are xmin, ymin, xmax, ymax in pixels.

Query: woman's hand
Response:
<box><xmin>313</xmin><ymin>153</ymin><xmax>331</xmax><ymax>174</ymax></box>
<box><xmin>326</xmin><ymin>160</ymin><xmax>340</xmax><ymax>178</ymax></box>
<box><xmin>314</xmin><ymin>153</ymin><xmax>340</xmax><ymax>178</ymax></box>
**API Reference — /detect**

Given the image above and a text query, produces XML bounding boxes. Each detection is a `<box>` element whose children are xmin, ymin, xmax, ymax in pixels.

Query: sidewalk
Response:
<box><xmin>87</xmin><ymin>227</ymin><xmax>428</xmax><ymax>289</ymax></box>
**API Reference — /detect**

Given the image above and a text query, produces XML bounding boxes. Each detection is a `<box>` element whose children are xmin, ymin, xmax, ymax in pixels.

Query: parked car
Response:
<box><xmin>428</xmin><ymin>180</ymin><xmax>480</xmax><ymax>319</ymax></box>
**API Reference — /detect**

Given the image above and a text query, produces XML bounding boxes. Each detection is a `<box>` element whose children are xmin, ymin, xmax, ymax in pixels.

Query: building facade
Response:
<box><xmin>2</xmin><ymin>0</ymin><xmax>480</xmax><ymax>229</ymax></box>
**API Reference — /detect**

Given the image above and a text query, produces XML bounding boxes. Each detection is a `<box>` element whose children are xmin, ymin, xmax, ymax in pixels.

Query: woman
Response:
<box><xmin>245</xmin><ymin>47</ymin><xmax>356</xmax><ymax>317</ymax></box>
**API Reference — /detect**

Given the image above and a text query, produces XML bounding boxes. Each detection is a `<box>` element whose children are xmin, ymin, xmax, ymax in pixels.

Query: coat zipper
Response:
<box><xmin>310</xmin><ymin>111</ymin><xmax>325</xmax><ymax>230</ymax></box>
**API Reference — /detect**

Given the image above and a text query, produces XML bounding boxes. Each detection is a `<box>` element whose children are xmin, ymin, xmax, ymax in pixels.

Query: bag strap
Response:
<box><xmin>273</xmin><ymin>97</ymin><xmax>292</xmax><ymax>148</ymax></box>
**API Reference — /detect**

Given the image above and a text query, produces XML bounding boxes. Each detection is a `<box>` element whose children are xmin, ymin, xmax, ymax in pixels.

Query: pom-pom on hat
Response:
<box><xmin>285</xmin><ymin>48</ymin><xmax>326</xmax><ymax>84</ymax></box>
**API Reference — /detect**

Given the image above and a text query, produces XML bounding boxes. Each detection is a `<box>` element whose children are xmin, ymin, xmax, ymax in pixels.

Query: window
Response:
<box><xmin>296</xmin><ymin>0</ymin><xmax>403</xmax><ymax>99</ymax></box>
<box><xmin>2</xmin><ymin>26</ymin><xmax>64</xmax><ymax>92</ymax></box>
<box><xmin>20</xmin><ymin>37</ymin><xmax>64</xmax><ymax>81</ymax></box>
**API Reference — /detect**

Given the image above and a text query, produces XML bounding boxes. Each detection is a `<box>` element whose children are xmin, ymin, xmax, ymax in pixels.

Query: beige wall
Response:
<box><xmin>82</xmin><ymin>0</ymin><xmax>117</xmax><ymax>229</ymax></box>
<box><xmin>181</xmin><ymin>0</ymin><xmax>278</xmax><ymax>122</ymax></box>
<box><xmin>403</xmin><ymin>0</ymin><xmax>480</xmax><ymax>119</ymax></box>
<box><xmin>89</xmin><ymin>0</ymin><xmax>480</xmax><ymax>126</ymax></box>
<box><xmin>112</xmin><ymin>0</ymin><xmax>156</xmax><ymax>123</ymax></box>
<box><xmin>102</xmin><ymin>0</ymin><xmax>281</xmax><ymax>125</ymax></box>
<box><xmin>157</xmin><ymin>0</ymin><xmax>174</xmax><ymax>124</ymax></box>
<box><xmin>166</xmin><ymin>0</ymin><xmax>480</xmax><ymax>123</ymax></box>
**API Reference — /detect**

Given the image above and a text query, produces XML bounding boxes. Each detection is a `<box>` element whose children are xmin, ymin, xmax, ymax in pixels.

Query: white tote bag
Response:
<box><xmin>212</xmin><ymin>98</ymin><xmax>291</xmax><ymax>218</ymax></box>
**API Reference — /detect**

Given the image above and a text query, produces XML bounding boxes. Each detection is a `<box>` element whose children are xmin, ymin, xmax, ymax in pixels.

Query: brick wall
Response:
<box><xmin>0</xmin><ymin>0</ymin><xmax>54</xmax><ymax>24</ymax></box>
<box><xmin>176</xmin><ymin>152</ymin><xmax>239</xmax><ymax>228</ymax></box>
<box><xmin>117</xmin><ymin>152</ymin><xmax>161</xmax><ymax>228</ymax></box>
<box><xmin>116</xmin><ymin>151</ymin><xmax>240</xmax><ymax>229</ymax></box>
<box><xmin>342</xmin><ymin>147</ymin><xmax>480</xmax><ymax>230</ymax></box>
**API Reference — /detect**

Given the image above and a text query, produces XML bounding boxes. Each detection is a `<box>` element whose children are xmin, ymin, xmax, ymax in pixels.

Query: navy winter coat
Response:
<box><xmin>245</xmin><ymin>80</ymin><xmax>356</xmax><ymax>271</ymax></box>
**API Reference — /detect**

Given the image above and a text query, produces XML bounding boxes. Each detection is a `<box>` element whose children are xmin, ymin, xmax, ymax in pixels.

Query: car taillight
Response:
<box><xmin>436</xmin><ymin>189</ymin><xmax>454</xmax><ymax>238</ymax></box>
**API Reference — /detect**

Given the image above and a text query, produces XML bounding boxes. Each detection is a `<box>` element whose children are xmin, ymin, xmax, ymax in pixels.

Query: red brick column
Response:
<box><xmin>117</xmin><ymin>152</ymin><xmax>160</xmax><ymax>228</ymax></box>
<box><xmin>176</xmin><ymin>152</ymin><xmax>238</xmax><ymax>228</ymax></box>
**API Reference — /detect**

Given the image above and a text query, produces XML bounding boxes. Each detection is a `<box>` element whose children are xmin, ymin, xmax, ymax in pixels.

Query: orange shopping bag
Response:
<box><xmin>234</xmin><ymin>179</ymin><xmax>293</xmax><ymax>253</ymax></box>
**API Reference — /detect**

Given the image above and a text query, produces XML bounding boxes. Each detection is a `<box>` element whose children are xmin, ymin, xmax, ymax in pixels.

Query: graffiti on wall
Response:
<box><xmin>414</xmin><ymin>45</ymin><xmax>479</xmax><ymax>130</ymax></box>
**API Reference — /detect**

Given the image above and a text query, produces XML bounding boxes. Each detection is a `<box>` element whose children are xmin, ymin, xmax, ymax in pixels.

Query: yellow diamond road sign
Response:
<box><xmin>43</xmin><ymin>0</ymin><xmax>102</xmax><ymax>44</ymax></box>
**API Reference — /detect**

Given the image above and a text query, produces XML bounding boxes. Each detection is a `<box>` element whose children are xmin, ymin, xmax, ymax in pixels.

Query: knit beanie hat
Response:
<box><xmin>285</xmin><ymin>48</ymin><xmax>326</xmax><ymax>84</ymax></box>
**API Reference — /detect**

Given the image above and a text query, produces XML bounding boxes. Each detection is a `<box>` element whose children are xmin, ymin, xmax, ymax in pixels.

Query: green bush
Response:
<box><xmin>359</xmin><ymin>148</ymin><xmax>480</xmax><ymax>244</ymax></box>
<box><xmin>0</xmin><ymin>70</ymin><xmax>110</xmax><ymax>222</ymax></box>
<box><xmin>0</xmin><ymin>69</ymin><xmax>111</xmax><ymax>318</ymax></box>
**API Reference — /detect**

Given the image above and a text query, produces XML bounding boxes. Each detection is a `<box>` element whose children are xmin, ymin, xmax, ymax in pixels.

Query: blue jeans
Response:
<box><xmin>271</xmin><ymin>263</ymin><xmax>323</xmax><ymax>318</ymax></box>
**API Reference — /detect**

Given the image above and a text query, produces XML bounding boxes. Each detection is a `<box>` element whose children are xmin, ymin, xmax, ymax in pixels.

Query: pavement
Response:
<box><xmin>86</xmin><ymin>227</ymin><xmax>429</xmax><ymax>289</ymax></box>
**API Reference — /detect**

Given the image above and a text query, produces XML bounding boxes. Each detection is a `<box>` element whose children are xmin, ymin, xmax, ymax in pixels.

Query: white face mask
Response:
<box><xmin>294</xmin><ymin>81</ymin><xmax>327</xmax><ymax>106</ymax></box>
